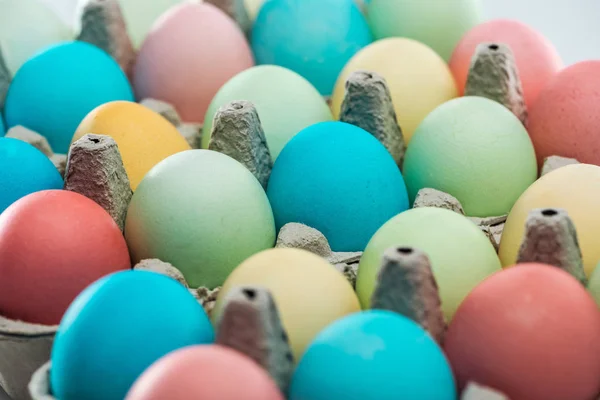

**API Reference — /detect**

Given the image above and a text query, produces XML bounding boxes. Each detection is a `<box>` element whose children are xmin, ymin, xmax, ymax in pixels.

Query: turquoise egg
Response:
<box><xmin>251</xmin><ymin>0</ymin><xmax>373</xmax><ymax>95</ymax></box>
<box><xmin>50</xmin><ymin>270</ymin><xmax>214</xmax><ymax>400</ymax></box>
<box><xmin>267</xmin><ymin>122</ymin><xmax>409</xmax><ymax>252</ymax></box>
<box><xmin>0</xmin><ymin>137</ymin><xmax>63</xmax><ymax>213</ymax></box>
<box><xmin>289</xmin><ymin>310</ymin><xmax>457</xmax><ymax>400</ymax></box>
<box><xmin>4</xmin><ymin>41</ymin><xmax>133</xmax><ymax>154</ymax></box>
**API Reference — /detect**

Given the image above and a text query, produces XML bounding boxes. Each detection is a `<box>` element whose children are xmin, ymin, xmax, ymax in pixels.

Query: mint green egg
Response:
<box><xmin>403</xmin><ymin>97</ymin><xmax>537</xmax><ymax>217</ymax></box>
<box><xmin>588</xmin><ymin>262</ymin><xmax>600</xmax><ymax>307</ymax></box>
<box><xmin>202</xmin><ymin>65</ymin><xmax>333</xmax><ymax>160</ymax></box>
<box><xmin>356</xmin><ymin>207</ymin><xmax>501</xmax><ymax>320</ymax></box>
<box><xmin>366</xmin><ymin>0</ymin><xmax>483</xmax><ymax>61</ymax></box>
<box><xmin>124</xmin><ymin>150</ymin><xmax>276</xmax><ymax>288</ymax></box>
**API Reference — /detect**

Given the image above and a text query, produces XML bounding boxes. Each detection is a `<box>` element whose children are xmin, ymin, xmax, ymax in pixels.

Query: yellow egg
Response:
<box><xmin>72</xmin><ymin>101</ymin><xmax>191</xmax><ymax>190</ymax></box>
<box><xmin>499</xmin><ymin>164</ymin><xmax>600</xmax><ymax>277</ymax></box>
<box><xmin>330</xmin><ymin>38</ymin><xmax>458</xmax><ymax>143</ymax></box>
<box><xmin>213</xmin><ymin>248</ymin><xmax>360</xmax><ymax>360</ymax></box>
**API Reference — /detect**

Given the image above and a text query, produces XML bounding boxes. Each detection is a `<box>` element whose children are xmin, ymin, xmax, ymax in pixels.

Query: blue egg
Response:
<box><xmin>289</xmin><ymin>310</ymin><xmax>457</xmax><ymax>400</ymax></box>
<box><xmin>50</xmin><ymin>270</ymin><xmax>214</xmax><ymax>400</ymax></box>
<box><xmin>4</xmin><ymin>41</ymin><xmax>133</xmax><ymax>154</ymax></box>
<box><xmin>251</xmin><ymin>0</ymin><xmax>372</xmax><ymax>95</ymax></box>
<box><xmin>267</xmin><ymin>121</ymin><xmax>409</xmax><ymax>251</ymax></box>
<box><xmin>0</xmin><ymin>137</ymin><xmax>63</xmax><ymax>213</ymax></box>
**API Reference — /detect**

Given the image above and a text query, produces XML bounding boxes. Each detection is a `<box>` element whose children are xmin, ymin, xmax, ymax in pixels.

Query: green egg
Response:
<box><xmin>403</xmin><ymin>97</ymin><xmax>537</xmax><ymax>217</ymax></box>
<box><xmin>588</xmin><ymin>262</ymin><xmax>600</xmax><ymax>307</ymax></box>
<box><xmin>202</xmin><ymin>65</ymin><xmax>333</xmax><ymax>160</ymax></box>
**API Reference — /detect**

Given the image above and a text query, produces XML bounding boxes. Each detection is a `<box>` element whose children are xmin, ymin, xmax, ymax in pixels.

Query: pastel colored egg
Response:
<box><xmin>51</xmin><ymin>270</ymin><xmax>214</xmax><ymax>400</ymax></box>
<box><xmin>403</xmin><ymin>97</ymin><xmax>537</xmax><ymax>217</ymax></box>
<box><xmin>125</xmin><ymin>150</ymin><xmax>275</xmax><ymax>288</ymax></box>
<box><xmin>72</xmin><ymin>101</ymin><xmax>191</xmax><ymax>190</ymax></box>
<box><xmin>366</xmin><ymin>0</ymin><xmax>482</xmax><ymax>61</ymax></box>
<box><xmin>213</xmin><ymin>248</ymin><xmax>361</xmax><ymax>360</ymax></box>
<box><xmin>289</xmin><ymin>310</ymin><xmax>457</xmax><ymax>400</ymax></box>
<box><xmin>356</xmin><ymin>207</ymin><xmax>501</xmax><ymax>320</ymax></box>
<box><xmin>330</xmin><ymin>38</ymin><xmax>458</xmax><ymax>143</ymax></box>
<box><xmin>528</xmin><ymin>61</ymin><xmax>600</xmax><ymax>166</ymax></box>
<box><xmin>588</xmin><ymin>263</ymin><xmax>600</xmax><ymax>307</ymax></box>
<box><xmin>444</xmin><ymin>264</ymin><xmax>600</xmax><ymax>400</ymax></box>
<box><xmin>244</xmin><ymin>0</ymin><xmax>264</xmax><ymax>21</ymax></box>
<box><xmin>202</xmin><ymin>65</ymin><xmax>333</xmax><ymax>160</ymax></box>
<box><xmin>251</xmin><ymin>0</ymin><xmax>372</xmax><ymax>96</ymax></box>
<box><xmin>267</xmin><ymin>122</ymin><xmax>409</xmax><ymax>252</ymax></box>
<box><xmin>125</xmin><ymin>345</ymin><xmax>283</xmax><ymax>400</ymax></box>
<box><xmin>449</xmin><ymin>19</ymin><xmax>563</xmax><ymax>108</ymax></box>
<box><xmin>0</xmin><ymin>190</ymin><xmax>130</xmax><ymax>325</ymax></box>
<box><xmin>499</xmin><ymin>164</ymin><xmax>600</xmax><ymax>277</ymax></box>
<box><xmin>133</xmin><ymin>2</ymin><xmax>254</xmax><ymax>122</ymax></box>
<box><xmin>4</xmin><ymin>41</ymin><xmax>134</xmax><ymax>154</ymax></box>
<box><xmin>0</xmin><ymin>137</ymin><xmax>63</xmax><ymax>213</ymax></box>
<box><xmin>0</xmin><ymin>0</ymin><xmax>72</xmax><ymax>75</ymax></box>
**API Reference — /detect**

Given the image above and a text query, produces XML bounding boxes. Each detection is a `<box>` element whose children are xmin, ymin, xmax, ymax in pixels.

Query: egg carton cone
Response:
<box><xmin>215</xmin><ymin>286</ymin><xmax>294</xmax><ymax>395</ymax></box>
<box><xmin>461</xmin><ymin>382</ymin><xmax>509</xmax><ymax>400</ymax></box>
<box><xmin>0</xmin><ymin>316</ymin><xmax>57</xmax><ymax>400</ymax></box>
<box><xmin>371</xmin><ymin>247</ymin><xmax>447</xmax><ymax>344</ymax></box>
<box><xmin>340</xmin><ymin>70</ymin><xmax>406</xmax><ymax>167</ymax></box>
<box><xmin>541</xmin><ymin>155</ymin><xmax>580</xmax><ymax>177</ymax></box>
<box><xmin>205</xmin><ymin>0</ymin><xmax>252</xmax><ymax>34</ymax></box>
<box><xmin>177</xmin><ymin>123</ymin><xmax>203</xmax><ymax>149</ymax></box>
<box><xmin>517</xmin><ymin>208</ymin><xmax>587</xmax><ymax>285</ymax></box>
<box><xmin>5</xmin><ymin>126</ymin><xmax>54</xmax><ymax>158</ymax></box>
<box><xmin>208</xmin><ymin>100</ymin><xmax>273</xmax><ymax>189</ymax></box>
<box><xmin>0</xmin><ymin>46</ymin><xmax>10</xmax><ymax>111</ymax></box>
<box><xmin>465</xmin><ymin>43</ymin><xmax>528</xmax><ymax>126</ymax></box>
<box><xmin>413</xmin><ymin>188</ymin><xmax>465</xmax><ymax>215</ymax></box>
<box><xmin>140</xmin><ymin>99</ymin><xmax>182</xmax><ymax>127</ymax></box>
<box><xmin>63</xmin><ymin>134</ymin><xmax>133</xmax><ymax>232</ymax></box>
<box><xmin>75</xmin><ymin>0</ymin><xmax>136</xmax><ymax>77</ymax></box>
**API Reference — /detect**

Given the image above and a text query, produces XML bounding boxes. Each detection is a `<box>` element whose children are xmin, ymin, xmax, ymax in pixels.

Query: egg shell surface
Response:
<box><xmin>403</xmin><ymin>96</ymin><xmax>537</xmax><ymax>217</ymax></box>
<box><xmin>0</xmin><ymin>190</ymin><xmax>130</xmax><ymax>325</ymax></box>
<box><xmin>499</xmin><ymin>164</ymin><xmax>600</xmax><ymax>277</ymax></box>
<box><xmin>125</xmin><ymin>345</ymin><xmax>283</xmax><ymax>400</ymax></box>
<box><xmin>449</xmin><ymin>19</ymin><xmax>563</xmax><ymax>107</ymax></box>
<box><xmin>267</xmin><ymin>121</ymin><xmax>409</xmax><ymax>252</ymax></box>
<box><xmin>213</xmin><ymin>248</ymin><xmax>361</xmax><ymax>360</ymax></box>
<box><xmin>588</xmin><ymin>262</ymin><xmax>600</xmax><ymax>307</ymax></box>
<box><xmin>0</xmin><ymin>137</ymin><xmax>63</xmax><ymax>213</ymax></box>
<box><xmin>202</xmin><ymin>65</ymin><xmax>333</xmax><ymax>160</ymax></box>
<box><xmin>444</xmin><ymin>264</ymin><xmax>600</xmax><ymax>400</ymax></box>
<box><xmin>4</xmin><ymin>41</ymin><xmax>134</xmax><ymax>154</ymax></box>
<box><xmin>133</xmin><ymin>2</ymin><xmax>254</xmax><ymax>122</ymax></box>
<box><xmin>72</xmin><ymin>101</ymin><xmax>191</xmax><ymax>190</ymax></box>
<box><xmin>357</xmin><ymin>207</ymin><xmax>501</xmax><ymax>320</ymax></box>
<box><xmin>51</xmin><ymin>270</ymin><xmax>215</xmax><ymax>400</ymax></box>
<box><xmin>330</xmin><ymin>38</ymin><xmax>458</xmax><ymax>143</ymax></box>
<box><xmin>289</xmin><ymin>310</ymin><xmax>457</xmax><ymax>400</ymax></box>
<box><xmin>125</xmin><ymin>150</ymin><xmax>275</xmax><ymax>288</ymax></box>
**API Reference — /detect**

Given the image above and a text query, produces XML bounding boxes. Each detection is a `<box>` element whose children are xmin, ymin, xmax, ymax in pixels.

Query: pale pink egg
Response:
<box><xmin>133</xmin><ymin>2</ymin><xmax>254</xmax><ymax>122</ymax></box>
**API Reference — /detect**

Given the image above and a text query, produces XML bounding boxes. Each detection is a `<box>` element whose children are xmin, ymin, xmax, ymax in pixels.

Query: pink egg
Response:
<box><xmin>133</xmin><ymin>2</ymin><xmax>254</xmax><ymax>122</ymax></box>
<box><xmin>449</xmin><ymin>19</ymin><xmax>563</xmax><ymax>107</ymax></box>
<box><xmin>125</xmin><ymin>345</ymin><xmax>284</xmax><ymax>400</ymax></box>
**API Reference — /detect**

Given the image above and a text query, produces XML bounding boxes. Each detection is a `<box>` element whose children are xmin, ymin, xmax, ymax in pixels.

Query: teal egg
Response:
<box><xmin>50</xmin><ymin>270</ymin><xmax>214</xmax><ymax>400</ymax></box>
<box><xmin>289</xmin><ymin>310</ymin><xmax>457</xmax><ymax>400</ymax></box>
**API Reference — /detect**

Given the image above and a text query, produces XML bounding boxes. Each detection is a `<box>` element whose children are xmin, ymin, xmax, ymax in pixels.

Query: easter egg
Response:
<box><xmin>366</xmin><ymin>0</ymin><xmax>482</xmax><ymax>61</ymax></box>
<box><xmin>403</xmin><ymin>97</ymin><xmax>537</xmax><ymax>217</ymax></box>
<box><xmin>356</xmin><ymin>207</ymin><xmax>501</xmax><ymax>320</ymax></box>
<box><xmin>330</xmin><ymin>38</ymin><xmax>458</xmax><ymax>143</ymax></box>
<box><xmin>133</xmin><ymin>2</ymin><xmax>254</xmax><ymax>122</ymax></box>
<box><xmin>0</xmin><ymin>0</ymin><xmax>72</xmax><ymax>75</ymax></box>
<box><xmin>72</xmin><ymin>101</ymin><xmax>191</xmax><ymax>190</ymax></box>
<box><xmin>449</xmin><ymin>19</ymin><xmax>563</xmax><ymax>107</ymax></box>
<box><xmin>213</xmin><ymin>248</ymin><xmax>361</xmax><ymax>359</ymax></box>
<box><xmin>588</xmin><ymin>262</ymin><xmax>600</xmax><ymax>307</ymax></box>
<box><xmin>499</xmin><ymin>164</ymin><xmax>600</xmax><ymax>277</ymax></box>
<box><xmin>244</xmin><ymin>0</ymin><xmax>264</xmax><ymax>21</ymax></box>
<box><xmin>289</xmin><ymin>310</ymin><xmax>456</xmax><ymax>400</ymax></box>
<box><xmin>251</xmin><ymin>0</ymin><xmax>372</xmax><ymax>96</ymax></box>
<box><xmin>202</xmin><ymin>65</ymin><xmax>333</xmax><ymax>159</ymax></box>
<box><xmin>125</xmin><ymin>345</ymin><xmax>283</xmax><ymax>400</ymax></box>
<box><xmin>267</xmin><ymin>122</ymin><xmax>409</xmax><ymax>252</ymax></box>
<box><xmin>125</xmin><ymin>150</ymin><xmax>275</xmax><ymax>288</ymax></box>
<box><xmin>0</xmin><ymin>190</ymin><xmax>130</xmax><ymax>325</ymax></box>
<box><xmin>51</xmin><ymin>270</ymin><xmax>214</xmax><ymax>400</ymax></box>
<box><xmin>0</xmin><ymin>137</ymin><xmax>63</xmax><ymax>213</ymax></box>
<box><xmin>444</xmin><ymin>264</ymin><xmax>600</xmax><ymax>400</ymax></box>
<box><xmin>0</xmin><ymin>114</ymin><xmax>4</xmax><ymax>135</ymax></box>
<box><xmin>4</xmin><ymin>41</ymin><xmax>133</xmax><ymax>154</ymax></box>
<box><xmin>528</xmin><ymin>61</ymin><xmax>600</xmax><ymax>166</ymax></box>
